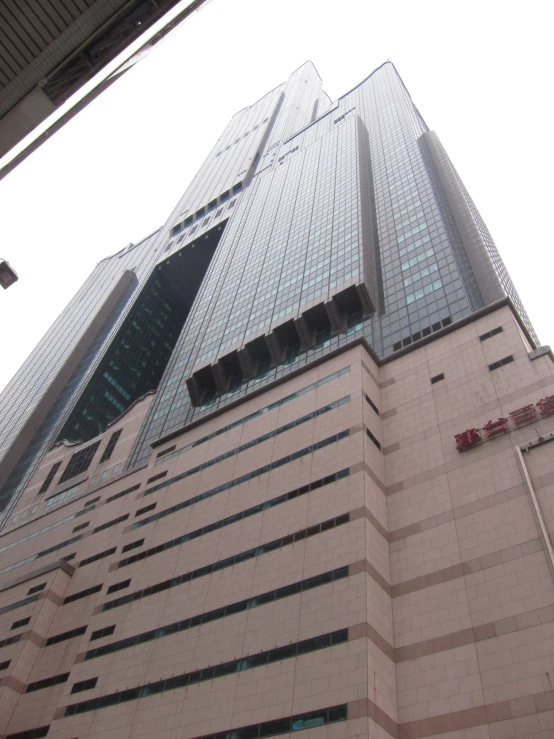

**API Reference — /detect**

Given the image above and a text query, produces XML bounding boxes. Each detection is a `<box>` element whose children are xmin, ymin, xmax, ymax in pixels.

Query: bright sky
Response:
<box><xmin>0</xmin><ymin>0</ymin><xmax>552</xmax><ymax>394</ymax></box>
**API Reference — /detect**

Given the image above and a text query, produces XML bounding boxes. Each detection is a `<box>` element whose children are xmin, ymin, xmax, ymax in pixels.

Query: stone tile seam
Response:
<box><xmin>391</xmin><ymin>537</ymin><xmax>545</xmax><ymax>597</ymax></box>
<box><xmin>380</xmin><ymin>374</ymin><xmax>554</xmax><ymax>454</ymax></box>
<box><xmin>388</xmin><ymin>481</ymin><xmax>527</xmax><ymax>543</ymax></box>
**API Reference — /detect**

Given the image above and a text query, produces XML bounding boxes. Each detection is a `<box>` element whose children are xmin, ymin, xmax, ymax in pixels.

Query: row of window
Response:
<box><xmin>136</xmin><ymin>429</ymin><xmax>351</xmax><ymax>529</ymax></box>
<box><xmin>89</xmin><ymin>566</ymin><xmax>348</xmax><ymax>662</ymax></box>
<box><xmin>26</xmin><ymin>671</ymin><xmax>69</xmax><ymax>693</ymax></box>
<box><xmin>38</xmin><ymin>428</ymin><xmax>123</xmax><ymax>497</ymax></box>
<box><xmin>121</xmin><ymin>468</ymin><xmax>350</xmax><ymax>568</ymax></box>
<box><xmin>154</xmin><ymin>366</ymin><xmax>350</xmax><ymax>466</ymax></box>
<box><xmin>107</xmin><ymin>505</ymin><xmax>350</xmax><ymax>613</ymax></box>
<box><xmin>0</xmin><ymin>594</ymin><xmax>40</xmax><ymax>617</ymax></box>
<box><xmin>68</xmin><ymin>630</ymin><xmax>347</xmax><ymax>716</ymax></box>
<box><xmin>396</xmin><ymin>325</ymin><xmax>508</xmax><ymax>383</ymax></box>
<box><xmin>191</xmin><ymin>705</ymin><xmax>347</xmax><ymax>739</ymax></box>
<box><xmin>392</xmin><ymin>315</ymin><xmax>453</xmax><ymax>352</ymax></box>
<box><xmin>171</xmin><ymin>185</ymin><xmax>242</xmax><ymax>236</ymax></box>
<box><xmin>146</xmin><ymin>396</ymin><xmax>349</xmax><ymax>500</ymax></box>
<box><xmin>2</xmin><ymin>505</ymin><xmax>131</xmax><ymax>579</ymax></box>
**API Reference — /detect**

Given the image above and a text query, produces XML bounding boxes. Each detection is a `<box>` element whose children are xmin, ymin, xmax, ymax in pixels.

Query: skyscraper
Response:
<box><xmin>1</xmin><ymin>61</ymin><xmax>553</xmax><ymax>739</ymax></box>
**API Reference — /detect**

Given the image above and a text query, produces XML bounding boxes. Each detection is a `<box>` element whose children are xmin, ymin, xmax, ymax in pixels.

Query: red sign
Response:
<box><xmin>484</xmin><ymin>418</ymin><xmax>508</xmax><ymax>438</ymax></box>
<box><xmin>456</xmin><ymin>395</ymin><xmax>554</xmax><ymax>450</ymax></box>
<box><xmin>455</xmin><ymin>429</ymin><xmax>481</xmax><ymax>450</ymax></box>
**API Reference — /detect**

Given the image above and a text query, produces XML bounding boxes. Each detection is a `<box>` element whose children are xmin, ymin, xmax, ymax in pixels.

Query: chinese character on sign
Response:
<box><xmin>509</xmin><ymin>405</ymin><xmax>536</xmax><ymax>426</ymax></box>
<box><xmin>483</xmin><ymin>418</ymin><xmax>509</xmax><ymax>438</ymax></box>
<box><xmin>455</xmin><ymin>428</ymin><xmax>482</xmax><ymax>450</ymax></box>
<box><xmin>536</xmin><ymin>395</ymin><xmax>554</xmax><ymax>417</ymax></box>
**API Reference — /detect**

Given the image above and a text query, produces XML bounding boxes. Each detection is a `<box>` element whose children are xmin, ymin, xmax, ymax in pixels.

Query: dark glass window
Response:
<box><xmin>26</xmin><ymin>672</ymin><xmax>69</xmax><ymax>692</ymax></box>
<box><xmin>90</xmin><ymin>625</ymin><xmax>115</xmax><ymax>641</ymax></box>
<box><xmin>479</xmin><ymin>326</ymin><xmax>503</xmax><ymax>341</ymax></box>
<box><xmin>100</xmin><ymin>430</ymin><xmax>122</xmax><ymax>462</ymax></box>
<box><xmin>38</xmin><ymin>461</ymin><xmax>61</xmax><ymax>494</ymax></box>
<box><xmin>58</xmin><ymin>442</ymin><xmax>101</xmax><ymax>484</ymax></box>
<box><xmin>6</xmin><ymin>726</ymin><xmax>50</xmax><ymax>738</ymax></box>
<box><xmin>11</xmin><ymin>617</ymin><xmax>30</xmax><ymax>630</ymax></box>
<box><xmin>27</xmin><ymin>582</ymin><xmax>46</xmax><ymax>595</ymax></box>
<box><xmin>71</xmin><ymin>677</ymin><xmax>98</xmax><ymax>694</ymax></box>
<box><xmin>79</xmin><ymin>548</ymin><xmax>116</xmax><ymax>567</ymax></box>
<box><xmin>63</xmin><ymin>584</ymin><xmax>102</xmax><ymax>604</ymax></box>
<box><xmin>106</xmin><ymin>579</ymin><xmax>130</xmax><ymax>594</ymax></box>
<box><xmin>489</xmin><ymin>355</ymin><xmax>514</xmax><ymax>371</ymax></box>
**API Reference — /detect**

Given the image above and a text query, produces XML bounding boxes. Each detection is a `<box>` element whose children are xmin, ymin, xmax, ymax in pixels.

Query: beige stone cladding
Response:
<box><xmin>386</xmin><ymin>304</ymin><xmax>554</xmax><ymax>739</ymax></box>
<box><xmin>0</xmin><ymin>305</ymin><xmax>554</xmax><ymax>738</ymax></box>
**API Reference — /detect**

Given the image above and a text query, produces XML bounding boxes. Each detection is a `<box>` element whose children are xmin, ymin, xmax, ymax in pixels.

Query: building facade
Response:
<box><xmin>0</xmin><ymin>62</ymin><xmax>553</xmax><ymax>739</ymax></box>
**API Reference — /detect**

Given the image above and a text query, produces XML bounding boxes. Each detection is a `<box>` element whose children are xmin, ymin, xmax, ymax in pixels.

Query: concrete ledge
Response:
<box><xmin>0</xmin><ymin>559</ymin><xmax>74</xmax><ymax>594</ymax></box>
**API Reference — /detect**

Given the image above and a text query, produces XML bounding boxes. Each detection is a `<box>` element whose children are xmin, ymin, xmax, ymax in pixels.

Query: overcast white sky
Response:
<box><xmin>0</xmin><ymin>0</ymin><xmax>552</xmax><ymax>393</ymax></box>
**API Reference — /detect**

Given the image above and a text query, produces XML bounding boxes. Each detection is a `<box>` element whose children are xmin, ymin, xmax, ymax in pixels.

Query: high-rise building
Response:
<box><xmin>0</xmin><ymin>61</ymin><xmax>553</xmax><ymax>739</ymax></box>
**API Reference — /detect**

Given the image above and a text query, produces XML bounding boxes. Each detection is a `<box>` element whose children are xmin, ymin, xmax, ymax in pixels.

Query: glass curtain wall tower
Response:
<box><xmin>0</xmin><ymin>60</ymin><xmax>536</xmax><ymax>520</ymax></box>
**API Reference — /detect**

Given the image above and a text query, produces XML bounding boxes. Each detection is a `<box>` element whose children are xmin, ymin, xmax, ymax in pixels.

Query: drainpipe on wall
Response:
<box><xmin>515</xmin><ymin>439</ymin><xmax>554</xmax><ymax>579</ymax></box>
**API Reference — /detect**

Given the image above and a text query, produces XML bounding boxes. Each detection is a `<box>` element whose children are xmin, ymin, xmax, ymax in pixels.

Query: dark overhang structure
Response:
<box><xmin>0</xmin><ymin>0</ymin><xmax>209</xmax><ymax>179</ymax></box>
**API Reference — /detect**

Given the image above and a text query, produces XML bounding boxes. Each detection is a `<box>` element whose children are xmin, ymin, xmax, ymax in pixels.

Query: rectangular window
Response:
<box><xmin>366</xmin><ymin>428</ymin><xmax>381</xmax><ymax>450</ymax></box>
<box><xmin>135</xmin><ymin>503</ymin><xmax>156</xmax><ymax>517</ymax></box>
<box><xmin>11</xmin><ymin>617</ymin><xmax>30</xmax><ymax>630</ymax></box>
<box><xmin>38</xmin><ymin>461</ymin><xmax>61</xmax><ymax>494</ymax></box>
<box><xmin>146</xmin><ymin>471</ymin><xmax>167</xmax><ymax>484</ymax></box>
<box><xmin>100</xmin><ymin>430</ymin><xmax>122</xmax><ymax>463</ymax></box>
<box><xmin>489</xmin><ymin>355</ymin><xmax>514</xmax><ymax>371</ymax></box>
<box><xmin>71</xmin><ymin>677</ymin><xmax>98</xmax><ymax>694</ymax></box>
<box><xmin>6</xmin><ymin>727</ymin><xmax>50</xmax><ymax>738</ymax></box>
<box><xmin>364</xmin><ymin>394</ymin><xmax>379</xmax><ymax>415</ymax></box>
<box><xmin>59</xmin><ymin>442</ymin><xmax>101</xmax><ymax>484</ymax></box>
<box><xmin>105</xmin><ymin>484</ymin><xmax>140</xmax><ymax>504</ymax></box>
<box><xmin>79</xmin><ymin>548</ymin><xmax>116</xmax><ymax>568</ymax></box>
<box><xmin>72</xmin><ymin>522</ymin><xmax>89</xmax><ymax>533</ymax></box>
<box><xmin>27</xmin><ymin>583</ymin><xmax>46</xmax><ymax>595</ymax></box>
<box><xmin>479</xmin><ymin>326</ymin><xmax>503</xmax><ymax>341</ymax></box>
<box><xmin>90</xmin><ymin>625</ymin><xmax>115</xmax><ymax>641</ymax></box>
<box><xmin>46</xmin><ymin>625</ymin><xmax>87</xmax><ymax>646</ymax></box>
<box><xmin>431</xmin><ymin>373</ymin><xmax>444</xmax><ymax>384</ymax></box>
<box><xmin>121</xmin><ymin>539</ymin><xmax>144</xmax><ymax>553</ymax></box>
<box><xmin>63</xmin><ymin>584</ymin><xmax>102</xmax><ymax>605</ymax></box>
<box><xmin>106</xmin><ymin>579</ymin><xmax>131</xmax><ymax>595</ymax></box>
<box><xmin>0</xmin><ymin>659</ymin><xmax>11</xmax><ymax>670</ymax></box>
<box><xmin>92</xmin><ymin>515</ymin><xmax>129</xmax><ymax>534</ymax></box>
<box><xmin>26</xmin><ymin>672</ymin><xmax>69</xmax><ymax>693</ymax></box>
